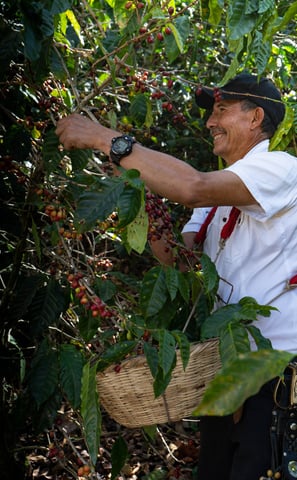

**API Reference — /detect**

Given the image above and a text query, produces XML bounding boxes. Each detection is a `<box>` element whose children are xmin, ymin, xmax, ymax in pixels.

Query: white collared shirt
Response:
<box><xmin>182</xmin><ymin>140</ymin><xmax>297</xmax><ymax>353</ymax></box>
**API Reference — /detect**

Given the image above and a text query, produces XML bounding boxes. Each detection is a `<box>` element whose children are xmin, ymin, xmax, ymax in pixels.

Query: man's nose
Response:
<box><xmin>206</xmin><ymin>111</ymin><xmax>216</xmax><ymax>128</ymax></box>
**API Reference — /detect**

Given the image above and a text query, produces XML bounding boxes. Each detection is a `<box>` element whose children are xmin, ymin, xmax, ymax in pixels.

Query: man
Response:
<box><xmin>56</xmin><ymin>73</ymin><xmax>297</xmax><ymax>479</ymax></box>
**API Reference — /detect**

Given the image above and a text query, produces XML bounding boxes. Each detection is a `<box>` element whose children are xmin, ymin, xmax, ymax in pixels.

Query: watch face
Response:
<box><xmin>112</xmin><ymin>137</ymin><xmax>129</xmax><ymax>154</ymax></box>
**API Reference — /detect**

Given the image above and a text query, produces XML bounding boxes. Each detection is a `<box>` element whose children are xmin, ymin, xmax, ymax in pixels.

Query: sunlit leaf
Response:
<box><xmin>193</xmin><ymin>349</ymin><xmax>293</xmax><ymax>416</ymax></box>
<box><xmin>126</xmin><ymin>199</ymin><xmax>148</xmax><ymax>253</ymax></box>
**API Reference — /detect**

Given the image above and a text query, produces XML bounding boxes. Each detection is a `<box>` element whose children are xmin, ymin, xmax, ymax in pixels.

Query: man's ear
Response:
<box><xmin>251</xmin><ymin>106</ymin><xmax>265</xmax><ymax>129</ymax></box>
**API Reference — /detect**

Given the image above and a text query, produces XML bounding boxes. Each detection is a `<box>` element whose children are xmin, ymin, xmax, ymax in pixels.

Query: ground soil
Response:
<box><xmin>22</xmin><ymin>406</ymin><xmax>201</xmax><ymax>480</ymax></box>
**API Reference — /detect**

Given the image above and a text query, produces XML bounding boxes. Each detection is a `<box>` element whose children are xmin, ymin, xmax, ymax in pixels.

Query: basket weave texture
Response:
<box><xmin>96</xmin><ymin>339</ymin><xmax>221</xmax><ymax>428</ymax></box>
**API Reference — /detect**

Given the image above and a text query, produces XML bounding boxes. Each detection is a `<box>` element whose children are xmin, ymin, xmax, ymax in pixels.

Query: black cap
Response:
<box><xmin>195</xmin><ymin>73</ymin><xmax>285</xmax><ymax>129</ymax></box>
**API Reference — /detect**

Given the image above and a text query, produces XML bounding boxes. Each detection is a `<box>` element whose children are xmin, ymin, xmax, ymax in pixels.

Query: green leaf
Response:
<box><xmin>164</xmin><ymin>16</ymin><xmax>190</xmax><ymax>63</ymax></box>
<box><xmin>74</xmin><ymin>178</ymin><xmax>125</xmax><ymax>231</ymax></box>
<box><xmin>60</xmin><ymin>344</ymin><xmax>84</xmax><ymax>409</ymax></box>
<box><xmin>238</xmin><ymin>296</ymin><xmax>276</xmax><ymax>318</ymax></box>
<box><xmin>177</xmin><ymin>270</ymin><xmax>190</xmax><ymax>303</ymax></box>
<box><xmin>79</xmin><ymin>314</ymin><xmax>101</xmax><ymax>342</ymax></box>
<box><xmin>96</xmin><ymin>341</ymin><xmax>138</xmax><ymax>371</ymax></box>
<box><xmin>164</xmin><ymin>29</ymin><xmax>180</xmax><ymax>64</ymax></box>
<box><xmin>42</xmin><ymin>129</ymin><xmax>64</xmax><ymax>174</ymax></box>
<box><xmin>228</xmin><ymin>0</ymin><xmax>257</xmax><ymax>39</ymax></box>
<box><xmin>121</xmin><ymin>168</ymin><xmax>144</xmax><ymax>190</ymax></box>
<box><xmin>193</xmin><ymin>349</ymin><xmax>294</xmax><ymax>416</ymax></box>
<box><xmin>28</xmin><ymin>339</ymin><xmax>59</xmax><ymax>408</ymax></box>
<box><xmin>270</xmin><ymin>1</ymin><xmax>297</xmax><ymax>36</ymax></box>
<box><xmin>153</xmin><ymin>362</ymin><xmax>175</xmax><ymax>398</ymax></box>
<box><xmin>145</xmin><ymin>99</ymin><xmax>154</xmax><ymax>128</ymax></box>
<box><xmin>94</xmin><ymin>277</ymin><xmax>117</xmax><ymax>302</ymax></box>
<box><xmin>126</xmin><ymin>199</ymin><xmax>148</xmax><ymax>254</ymax></box>
<box><xmin>65</xmin><ymin>9</ymin><xmax>83</xmax><ymax>44</ymax></box>
<box><xmin>130</xmin><ymin>94</ymin><xmax>149</xmax><ymax>125</ymax></box>
<box><xmin>208</xmin><ymin>0</ymin><xmax>223</xmax><ymax>25</ymax></box>
<box><xmin>22</xmin><ymin>3</ymin><xmax>54</xmax><ymax>62</ymax></box>
<box><xmin>51</xmin><ymin>0</ymin><xmax>72</xmax><ymax>15</ymax></box>
<box><xmin>144</xmin><ymin>342</ymin><xmax>159</xmax><ymax>378</ymax></box>
<box><xmin>158</xmin><ymin>330</ymin><xmax>176</xmax><ymax>376</ymax></box>
<box><xmin>146</xmin><ymin>295</ymin><xmax>183</xmax><ymax>330</ymax></box>
<box><xmin>246</xmin><ymin>325</ymin><xmax>272</xmax><ymax>350</ymax></box>
<box><xmin>172</xmin><ymin>331</ymin><xmax>190</xmax><ymax>370</ymax></box>
<box><xmin>81</xmin><ymin>361</ymin><xmax>101</xmax><ymax>465</ymax></box>
<box><xmin>251</xmin><ymin>30</ymin><xmax>271</xmax><ymax>74</ymax></box>
<box><xmin>167</xmin><ymin>21</ymin><xmax>183</xmax><ymax>52</ymax></box>
<box><xmin>68</xmin><ymin>149</ymin><xmax>93</xmax><ymax>171</ymax></box>
<box><xmin>258</xmin><ymin>0</ymin><xmax>275</xmax><ymax>14</ymax></box>
<box><xmin>201</xmin><ymin>297</ymin><xmax>275</xmax><ymax>341</ymax></box>
<box><xmin>8</xmin><ymin>274</ymin><xmax>43</xmax><ymax>321</ymax></box>
<box><xmin>165</xmin><ymin>267</ymin><xmax>179</xmax><ymax>301</ymax></box>
<box><xmin>34</xmin><ymin>390</ymin><xmax>63</xmax><ymax>432</ymax></box>
<box><xmin>172</xmin><ymin>16</ymin><xmax>190</xmax><ymax>50</ymax></box>
<box><xmin>118</xmin><ymin>186</ymin><xmax>142</xmax><ymax>227</ymax></box>
<box><xmin>25</xmin><ymin>278</ymin><xmax>69</xmax><ymax>337</ymax></box>
<box><xmin>220</xmin><ymin>43</ymin><xmax>242</xmax><ymax>85</ymax></box>
<box><xmin>245</xmin><ymin>0</ymin><xmax>259</xmax><ymax>14</ymax></box>
<box><xmin>219</xmin><ymin>323</ymin><xmax>251</xmax><ymax>366</ymax></box>
<box><xmin>200</xmin><ymin>253</ymin><xmax>219</xmax><ymax>294</ymax></box>
<box><xmin>140</xmin><ymin>267</ymin><xmax>168</xmax><ymax>317</ymax></box>
<box><xmin>111</xmin><ymin>436</ymin><xmax>129</xmax><ymax>480</ymax></box>
<box><xmin>269</xmin><ymin>105</ymin><xmax>295</xmax><ymax>151</ymax></box>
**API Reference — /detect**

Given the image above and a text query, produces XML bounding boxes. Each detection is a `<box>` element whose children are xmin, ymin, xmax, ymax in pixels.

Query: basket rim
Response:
<box><xmin>97</xmin><ymin>337</ymin><xmax>219</xmax><ymax>377</ymax></box>
<box><xmin>96</xmin><ymin>338</ymin><xmax>221</xmax><ymax>427</ymax></box>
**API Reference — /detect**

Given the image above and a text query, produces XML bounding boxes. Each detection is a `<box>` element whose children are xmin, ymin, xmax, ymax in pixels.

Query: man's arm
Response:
<box><xmin>55</xmin><ymin>114</ymin><xmax>257</xmax><ymax>208</ymax></box>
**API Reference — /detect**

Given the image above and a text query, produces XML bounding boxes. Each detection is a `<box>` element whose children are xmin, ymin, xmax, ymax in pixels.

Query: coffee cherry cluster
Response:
<box><xmin>36</xmin><ymin>188</ymin><xmax>67</xmax><ymax>223</ymax></box>
<box><xmin>162</xmin><ymin>101</ymin><xmax>173</xmax><ymax>112</ymax></box>
<box><xmin>195</xmin><ymin>86</ymin><xmax>203</xmax><ymax>97</ymax></box>
<box><xmin>58</xmin><ymin>226</ymin><xmax>83</xmax><ymax>241</ymax></box>
<box><xmin>126</xmin><ymin>70</ymin><xmax>149</xmax><ymax>93</ymax></box>
<box><xmin>77</xmin><ymin>464</ymin><xmax>91</xmax><ymax>478</ymax></box>
<box><xmin>173</xmin><ymin>113</ymin><xmax>186</xmax><ymax>124</ymax></box>
<box><xmin>44</xmin><ymin>203</ymin><xmax>67</xmax><ymax>222</ymax></box>
<box><xmin>145</xmin><ymin>192</ymin><xmax>174</xmax><ymax>244</ymax></box>
<box><xmin>213</xmin><ymin>86</ymin><xmax>222</xmax><ymax>102</ymax></box>
<box><xmin>97</xmin><ymin>211</ymin><xmax>118</xmax><ymax>234</ymax></box>
<box><xmin>151</xmin><ymin>90</ymin><xmax>165</xmax><ymax>100</ymax></box>
<box><xmin>67</xmin><ymin>273</ymin><xmax>113</xmax><ymax>318</ymax></box>
<box><xmin>125</xmin><ymin>0</ymin><xmax>144</xmax><ymax>9</ymax></box>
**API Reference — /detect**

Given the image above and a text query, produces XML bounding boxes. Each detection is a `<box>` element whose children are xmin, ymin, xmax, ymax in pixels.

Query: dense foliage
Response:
<box><xmin>0</xmin><ymin>0</ymin><xmax>297</xmax><ymax>478</ymax></box>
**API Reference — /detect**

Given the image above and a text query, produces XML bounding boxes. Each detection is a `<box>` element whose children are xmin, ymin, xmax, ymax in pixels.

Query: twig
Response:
<box><xmin>156</xmin><ymin>427</ymin><xmax>184</xmax><ymax>463</ymax></box>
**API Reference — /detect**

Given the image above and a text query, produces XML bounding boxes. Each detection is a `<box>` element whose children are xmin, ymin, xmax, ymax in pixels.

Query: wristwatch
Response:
<box><xmin>110</xmin><ymin>135</ymin><xmax>136</xmax><ymax>165</ymax></box>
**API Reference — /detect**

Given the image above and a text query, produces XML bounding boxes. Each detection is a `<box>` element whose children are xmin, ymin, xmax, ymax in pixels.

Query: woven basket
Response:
<box><xmin>96</xmin><ymin>338</ymin><xmax>221</xmax><ymax>428</ymax></box>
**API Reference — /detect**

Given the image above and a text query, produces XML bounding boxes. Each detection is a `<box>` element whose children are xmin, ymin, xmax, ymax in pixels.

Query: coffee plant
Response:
<box><xmin>0</xmin><ymin>0</ymin><xmax>296</xmax><ymax>478</ymax></box>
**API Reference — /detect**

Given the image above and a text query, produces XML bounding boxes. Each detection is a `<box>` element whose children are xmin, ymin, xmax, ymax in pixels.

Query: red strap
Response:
<box><xmin>194</xmin><ymin>206</ymin><xmax>241</xmax><ymax>246</ymax></box>
<box><xmin>194</xmin><ymin>206</ymin><xmax>218</xmax><ymax>244</ymax></box>
<box><xmin>220</xmin><ymin>207</ymin><xmax>241</xmax><ymax>241</ymax></box>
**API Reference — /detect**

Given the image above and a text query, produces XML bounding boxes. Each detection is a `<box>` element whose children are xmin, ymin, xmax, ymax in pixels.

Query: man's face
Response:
<box><xmin>206</xmin><ymin>100</ymin><xmax>259</xmax><ymax>165</ymax></box>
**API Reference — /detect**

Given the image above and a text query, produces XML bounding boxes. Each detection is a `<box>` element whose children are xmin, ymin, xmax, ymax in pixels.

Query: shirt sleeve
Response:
<box><xmin>226</xmin><ymin>151</ymin><xmax>297</xmax><ymax>220</ymax></box>
<box><xmin>182</xmin><ymin>207</ymin><xmax>212</xmax><ymax>233</ymax></box>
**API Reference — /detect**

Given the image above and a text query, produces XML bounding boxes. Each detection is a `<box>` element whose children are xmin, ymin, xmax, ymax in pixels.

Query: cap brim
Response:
<box><xmin>195</xmin><ymin>86</ymin><xmax>249</xmax><ymax>109</ymax></box>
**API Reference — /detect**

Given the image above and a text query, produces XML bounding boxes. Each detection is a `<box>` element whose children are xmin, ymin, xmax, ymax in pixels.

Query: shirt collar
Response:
<box><xmin>244</xmin><ymin>139</ymin><xmax>270</xmax><ymax>159</ymax></box>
